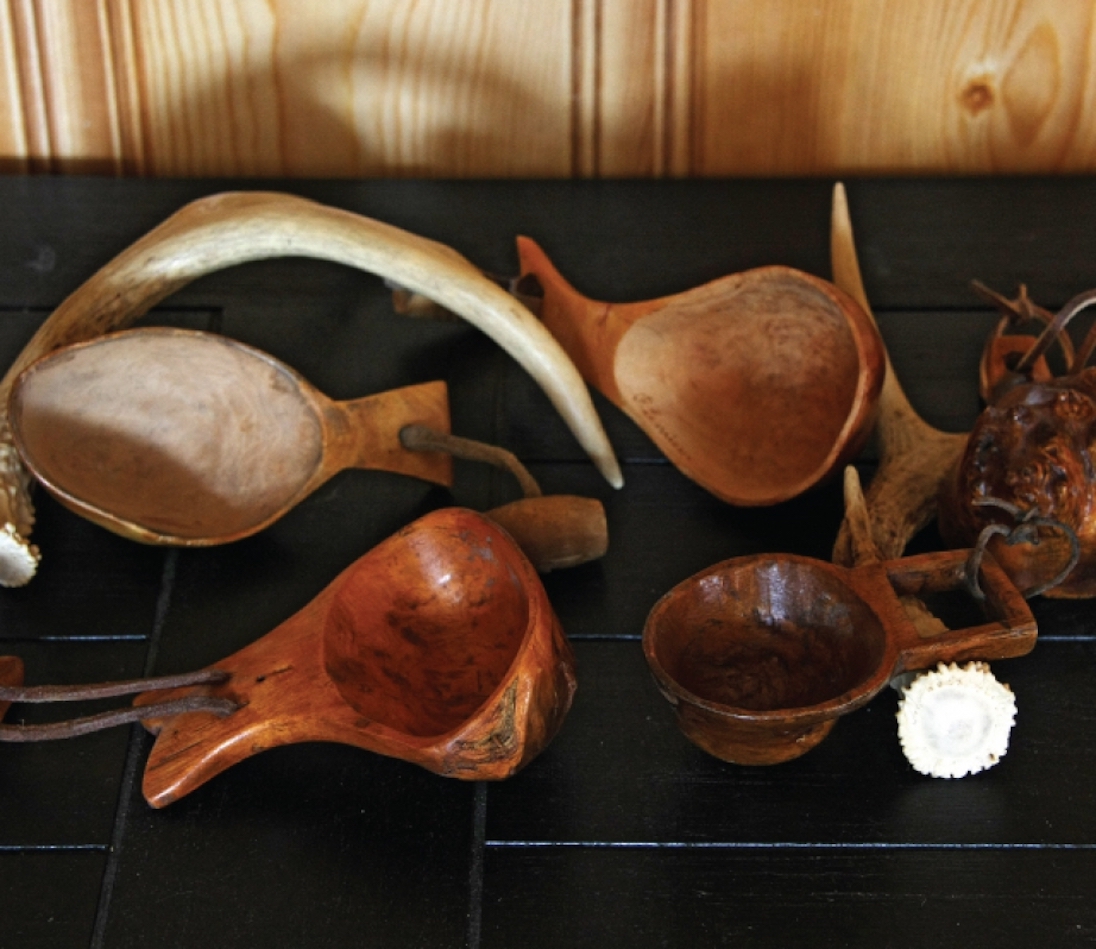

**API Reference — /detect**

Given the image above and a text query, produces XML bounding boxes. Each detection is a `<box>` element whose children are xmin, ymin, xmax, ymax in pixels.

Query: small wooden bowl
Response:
<box><xmin>643</xmin><ymin>549</ymin><xmax>1036</xmax><ymax>765</ymax></box>
<box><xmin>137</xmin><ymin>507</ymin><xmax>577</xmax><ymax>806</ymax></box>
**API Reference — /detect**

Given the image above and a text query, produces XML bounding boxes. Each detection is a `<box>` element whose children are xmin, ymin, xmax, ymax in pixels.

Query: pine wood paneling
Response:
<box><xmin>34</xmin><ymin>1</ymin><xmax>120</xmax><ymax>173</ymax></box>
<box><xmin>0</xmin><ymin>1</ymin><xmax>30</xmax><ymax>172</ymax></box>
<box><xmin>3</xmin><ymin>0</ymin><xmax>1096</xmax><ymax>177</ymax></box>
<box><xmin>122</xmin><ymin>0</ymin><xmax>575</xmax><ymax>177</ymax></box>
<box><xmin>695</xmin><ymin>0</ymin><xmax>1096</xmax><ymax>175</ymax></box>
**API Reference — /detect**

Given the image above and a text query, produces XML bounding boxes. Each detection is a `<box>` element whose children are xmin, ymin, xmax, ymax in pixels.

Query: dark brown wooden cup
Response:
<box><xmin>642</xmin><ymin>548</ymin><xmax>1036</xmax><ymax>765</ymax></box>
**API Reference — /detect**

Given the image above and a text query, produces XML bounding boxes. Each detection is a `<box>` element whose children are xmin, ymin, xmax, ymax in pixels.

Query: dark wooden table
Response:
<box><xmin>1</xmin><ymin>177</ymin><xmax>1094</xmax><ymax>948</ymax></box>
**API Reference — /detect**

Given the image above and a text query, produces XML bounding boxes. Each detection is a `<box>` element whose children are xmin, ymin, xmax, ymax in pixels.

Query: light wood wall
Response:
<box><xmin>4</xmin><ymin>0</ymin><xmax>1096</xmax><ymax>178</ymax></box>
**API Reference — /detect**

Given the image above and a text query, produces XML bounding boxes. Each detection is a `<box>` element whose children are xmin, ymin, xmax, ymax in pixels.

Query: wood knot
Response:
<box><xmin>960</xmin><ymin>77</ymin><xmax>995</xmax><ymax>116</ymax></box>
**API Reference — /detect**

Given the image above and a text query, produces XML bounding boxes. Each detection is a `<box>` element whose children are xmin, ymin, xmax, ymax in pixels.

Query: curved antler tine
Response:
<box><xmin>841</xmin><ymin>466</ymin><xmax>881</xmax><ymax>566</ymax></box>
<box><xmin>830</xmin><ymin>183</ymin><xmax>967</xmax><ymax>566</ymax></box>
<box><xmin>829</xmin><ymin>184</ymin><xmax>873</xmax><ymax>317</ymax></box>
<box><xmin>0</xmin><ymin>192</ymin><xmax>624</xmax><ymax>585</ymax></box>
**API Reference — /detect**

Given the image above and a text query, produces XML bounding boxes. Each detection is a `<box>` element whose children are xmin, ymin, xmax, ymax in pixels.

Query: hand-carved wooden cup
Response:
<box><xmin>9</xmin><ymin>327</ymin><xmax>609</xmax><ymax>573</ymax></box>
<box><xmin>643</xmin><ymin>549</ymin><xmax>1035</xmax><ymax>765</ymax></box>
<box><xmin>136</xmin><ymin>507</ymin><xmax>577</xmax><ymax>807</ymax></box>
<box><xmin>10</xmin><ymin>327</ymin><xmax>453</xmax><ymax>545</ymax></box>
<box><xmin>517</xmin><ymin>239</ymin><xmax>886</xmax><ymax>506</ymax></box>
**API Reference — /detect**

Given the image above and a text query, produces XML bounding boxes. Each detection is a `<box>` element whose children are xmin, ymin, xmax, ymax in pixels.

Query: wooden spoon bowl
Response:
<box><xmin>9</xmin><ymin>328</ymin><xmax>453</xmax><ymax>545</ymax></box>
<box><xmin>136</xmin><ymin>507</ymin><xmax>576</xmax><ymax>807</ymax></box>
<box><xmin>643</xmin><ymin>548</ymin><xmax>1035</xmax><ymax>765</ymax></box>
<box><xmin>518</xmin><ymin>240</ymin><xmax>886</xmax><ymax>505</ymax></box>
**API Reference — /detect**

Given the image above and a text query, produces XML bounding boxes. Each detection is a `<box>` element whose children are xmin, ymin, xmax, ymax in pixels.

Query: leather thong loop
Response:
<box><xmin>1015</xmin><ymin>288</ymin><xmax>1096</xmax><ymax>377</ymax></box>
<box><xmin>0</xmin><ymin>668</ymin><xmax>237</xmax><ymax>742</ymax></box>
<box><xmin>964</xmin><ymin>498</ymin><xmax>1081</xmax><ymax>602</ymax></box>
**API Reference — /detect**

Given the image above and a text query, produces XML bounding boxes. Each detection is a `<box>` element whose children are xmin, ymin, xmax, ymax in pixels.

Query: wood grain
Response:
<box><xmin>698</xmin><ymin>0</ymin><xmax>1096</xmax><ymax>175</ymax></box>
<box><xmin>3</xmin><ymin>1</ymin><xmax>1096</xmax><ymax>176</ymax></box>
<box><xmin>516</xmin><ymin>236</ymin><xmax>885</xmax><ymax>505</ymax></box>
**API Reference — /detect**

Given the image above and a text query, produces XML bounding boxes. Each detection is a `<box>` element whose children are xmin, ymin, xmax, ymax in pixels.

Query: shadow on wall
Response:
<box><xmin>119</xmin><ymin>29</ymin><xmax>573</xmax><ymax>179</ymax></box>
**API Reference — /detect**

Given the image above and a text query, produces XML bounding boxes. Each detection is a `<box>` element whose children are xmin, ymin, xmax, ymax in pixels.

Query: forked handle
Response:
<box><xmin>885</xmin><ymin>548</ymin><xmax>1037</xmax><ymax>674</ymax></box>
<box><xmin>137</xmin><ymin>591</ymin><xmax>377</xmax><ymax>808</ymax></box>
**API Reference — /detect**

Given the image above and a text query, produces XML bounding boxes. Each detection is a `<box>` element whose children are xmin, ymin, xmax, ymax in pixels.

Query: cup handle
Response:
<box><xmin>884</xmin><ymin>548</ymin><xmax>1037</xmax><ymax>673</ymax></box>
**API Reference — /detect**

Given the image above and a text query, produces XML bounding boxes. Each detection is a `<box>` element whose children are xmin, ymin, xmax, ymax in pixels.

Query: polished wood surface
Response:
<box><xmin>6</xmin><ymin>2</ymin><xmax>1096</xmax><ymax>177</ymax></box>
<box><xmin>136</xmin><ymin>507</ymin><xmax>576</xmax><ymax>807</ymax></box>
<box><xmin>518</xmin><ymin>238</ymin><xmax>885</xmax><ymax>505</ymax></box>
<box><xmin>2</xmin><ymin>177</ymin><xmax>1096</xmax><ymax>947</ymax></box>
<box><xmin>940</xmin><ymin>370</ymin><xmax>1096</xmax><ymax>598</ymax></box>
<box><xmin>643</xmin><ymin>547</ymin><xmax>1035</xmax><ymax>766</ymax></box>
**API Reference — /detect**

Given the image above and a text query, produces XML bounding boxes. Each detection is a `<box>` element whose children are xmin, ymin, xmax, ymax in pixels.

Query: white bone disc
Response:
<box><xmin>896</xmin><ymin>661</ymin><xmax>1017</xmax><ymax>779</ymax></box>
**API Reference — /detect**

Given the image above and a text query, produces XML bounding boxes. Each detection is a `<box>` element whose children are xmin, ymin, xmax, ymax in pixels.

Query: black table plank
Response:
<box><xmin>487</xmin><ymin>639</ymin><xmax>1096</xmax><ymax>846</ymax></box>
<box><xmin>0</xmin><ymin>852</ymin><xmax>107</xmax><ymax>949</ymax></box>
<box><xmin>98</xmin><ymin>741</ymin><xmax>477</xmax><ymax>949</ymax></box>
<box><xmin>481</xmin><ymin>848</ymin><xmax>1096</xmax><ymax>949</ymax></box>
<box><xmin>0</xmin><ymin>639</ymin><xmax>147</xmax><ymax>846</ymax></box>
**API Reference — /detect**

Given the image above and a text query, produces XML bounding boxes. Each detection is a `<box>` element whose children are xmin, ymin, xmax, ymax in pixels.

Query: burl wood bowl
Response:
<box><xmin>941</xmin><ymin>289</ymin><xmax>1096</xmax><ymax>598</ymax></box>
<box><xmin>517</xmin><ymin>239</ymin><xmax>886</xmax><ymax>506</ymax></box>
<box><xmin>135</xmin><ymin>507</ymin><xmax>577</xmax><ymax>807</ymax></box>
<box><xmin>643</xmin><ymin>548</ymin><xmax>1035</xmax><ymax>765</ymax></box>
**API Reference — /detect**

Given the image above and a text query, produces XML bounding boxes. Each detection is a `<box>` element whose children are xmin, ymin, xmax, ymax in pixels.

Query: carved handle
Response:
<box><xmin>885</xmin><ymin>548</ymin><xmax>1038</xmax><ymax>673</ymax></box>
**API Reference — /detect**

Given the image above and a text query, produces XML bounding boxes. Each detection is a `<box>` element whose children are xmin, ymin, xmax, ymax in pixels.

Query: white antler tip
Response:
<box><xmin>0</xmin><ymin>523</ymin><xmax>39</xmax><ymax>587</ymax></box>
<box><xmin>896</xmin><ymin>661</ymin><xmax>1017</xmax><ymax>779</ymax></box>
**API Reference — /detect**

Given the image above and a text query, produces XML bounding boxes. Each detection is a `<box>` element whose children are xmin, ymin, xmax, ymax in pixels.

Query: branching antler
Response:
<box><xmin>829</xmin><ymin>183</ymin><xmax>968</xmax><ymax>567</ymax></box>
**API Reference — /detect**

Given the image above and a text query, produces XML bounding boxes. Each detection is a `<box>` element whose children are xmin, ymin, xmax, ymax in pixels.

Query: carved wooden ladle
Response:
<box><xmin>512</xmin><ymin>240</ymin><xmax>886</xmax><ymax>506</ymax></box>
<box><xmin>0</xmin><ymin>191</ymin><xmax>622</xmax><ymax>586</ymax></box>
<box><xmin>10</xmin><ymin>327</ymin><xmax>451</xmax><ymax>545</ymax></box>
<box><xmin>9</xmin><ymin>328</ymin><xmax>607</xmax><ymax>572</ymax></box>
<box><xmin>642</xmin><ymin>478</ymin><xmax>1036</xmax><ymax>766</ymax></box>
<box><xmin>0</xmin><ymin>507</ymin><xmax>577</xmax><ymax>807</ymax></box>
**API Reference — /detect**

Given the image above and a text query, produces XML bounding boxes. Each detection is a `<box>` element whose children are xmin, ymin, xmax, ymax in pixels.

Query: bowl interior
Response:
<box><xmin>649</xmin><ymin>558</ymin><xmax>887</xmax><ymax>714</ymax></box>
<box><xmin>11</xmin><ymin>330</ymin><xmax>323</xmax><ymax>540</ymax></box>
<box><xmin>323</xmin><ymin>512</ymin><xmax>532</xmax><ymax>739</ymax></box>
<box><xmin>615</xmin><ymin>271</ymin><xmax>866</xmax><ymax>504</ymax></box>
